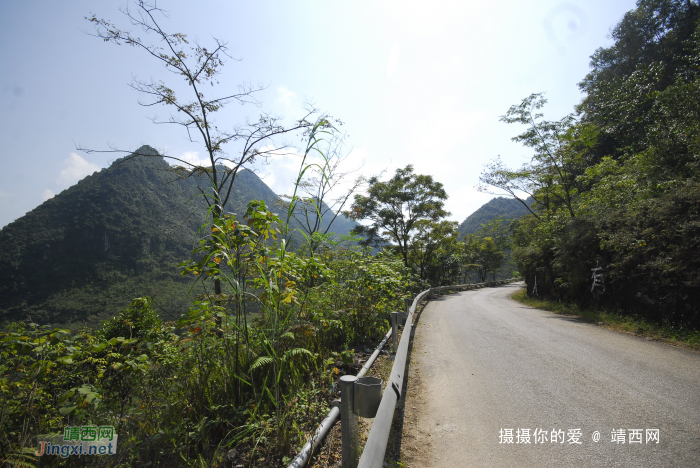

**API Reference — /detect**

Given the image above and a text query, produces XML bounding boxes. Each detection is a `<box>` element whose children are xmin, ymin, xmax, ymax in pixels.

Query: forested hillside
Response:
<box><xmin>482</xmin><ymin>0</ymin><xmax>700</xmax><ymax>329</ymax></box>
<box><xmin>457</xmin><ymin>196</ymin><xmax>533</xmax><ymax>237</ymax></box>
<box><xmin>0</xmin><ymin>146</ymin><xmax>355</xmax><ymax>328</ymax></box>
<box><xmin>2</xmin><ymin>2</ymin><xmax>699</xmax><ymax>466</ymax></box>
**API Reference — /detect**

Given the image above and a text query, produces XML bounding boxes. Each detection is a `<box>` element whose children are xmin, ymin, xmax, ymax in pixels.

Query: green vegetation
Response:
<box><xmin>0</xmin><ymin>149</ymin><xmax>353</xmax><ymax>329</ymax></box>
<box><xmin>482</xmin><ymin>0</ymin><xmax>700</xmax><ymax>330</ymax></box>
<box><xmin>462</xmin><ymin>218</ymin><xmax>513</xmax><ymax>283</ymax></box>
<box><xmin>5</xmin><ymin>1</ymin><xmax>700</xmax><ymax>466</ymax></box>
<box><xmin>347</xmin><ymin>165</ymin><xmax>449</xmax><ymax>267</ymax></box>
<box><xmin>345</xmin><ymin>165</ymin><xmax>518</xmax><ymax>287</ymax></box>
<box><xmin>455</xmin><ymin>197</ymin><xmax>533</xmax><ymax>282</ymax></box>
<box><xmin>0</xmin><ymin>118</ymin><xmax>417</xmax><ymax>467</ymax></box>
<box><xmin>343</xmin><ymin>165</ymin><xmax>520</xmax><ymax>287</ymax></box>
<box><xmin>511</xmin><ymin>289</ymin><xmax>700</xmax><ymax>349</ymax></box>
<box><xmin>0</xmin><ymin>246</ymin><xmax>415</xmax><ymax>467</ymax></box>
<box><xmin>457</xmin><ymin>196</ymin><xmax>533</xmax><ymax>238</ymax></box>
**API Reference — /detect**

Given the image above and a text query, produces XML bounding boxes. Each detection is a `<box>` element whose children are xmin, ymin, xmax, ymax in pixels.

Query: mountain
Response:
<box><xmin>458</xmin><ymin>196</ymin><xmax>534</xmax><ymax>238</ymax></box>
<box><xmin>0</xmin><ymin>146</ymin><xmax>356</xmax><ymax>328</ymax></box>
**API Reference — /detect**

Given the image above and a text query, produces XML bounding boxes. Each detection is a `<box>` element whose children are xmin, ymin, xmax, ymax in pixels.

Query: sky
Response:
<box><xmin>0</xmin><ymin>0</ymin><xmax>639</xmax><ymax>229</ymax></box>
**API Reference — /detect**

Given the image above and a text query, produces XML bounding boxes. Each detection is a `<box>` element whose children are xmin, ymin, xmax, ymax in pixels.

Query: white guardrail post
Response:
<box><xmin>340</xmin><ymin>375</ymin><xmax>359</xmax><ymax>468</ymax></box>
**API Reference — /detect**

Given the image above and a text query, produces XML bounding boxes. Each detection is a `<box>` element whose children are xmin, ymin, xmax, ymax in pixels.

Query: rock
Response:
<box><xmin>223</xmin><ymin>449</ymin><xmax>239</xmax><ymax>467</ymax></box>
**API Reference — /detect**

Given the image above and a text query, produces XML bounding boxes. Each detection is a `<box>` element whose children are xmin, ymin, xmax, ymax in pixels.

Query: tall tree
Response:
<box><xmin>479</xmin><ymin>93</ymin><xmax>584</xmax><ymax>220</ymax></box>
<box><xmin>346</xmin><ymin>165</ymin><xmax>449</xmax><ymax>267</ymax></box>
<box><xmin>488</xmin><ymin>0</ymin><xmax>700</xmax><ymax>326</ymax></box>
<box><xmin>578</xmin><ymin>0</ymin><xmax>700</xmax><ymax>156</ymax></box>
<box><xmin>408</xmin><ymin>219</ymin><xmax>460</xmax><ymax>281</ymax></box>
<box><xmin>462</xmin><ymin>218</ymin><xmax>510</xmax><ymax>282</ymax></box>
<box><xmin>81</xmin><ymin>0</ymin><xmax>329</xmax><ymax>294</ymax></box>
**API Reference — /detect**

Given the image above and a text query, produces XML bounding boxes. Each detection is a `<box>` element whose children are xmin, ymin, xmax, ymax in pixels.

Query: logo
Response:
<box><xmin>36</xmin><ymin>426</ymin><xmax>118</xmax><ymax>458</ymax></box>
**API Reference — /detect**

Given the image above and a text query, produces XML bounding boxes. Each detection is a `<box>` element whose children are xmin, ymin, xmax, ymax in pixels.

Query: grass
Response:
<box><xmin>511</xmin><ymin>288</ymin><xmax>700</xmax><ymax>351</ymax></box>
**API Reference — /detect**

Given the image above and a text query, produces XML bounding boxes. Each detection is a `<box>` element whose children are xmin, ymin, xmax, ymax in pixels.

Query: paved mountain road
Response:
<box><xmin>405</xmin><ymin>283</ymin><xmax>700</xmax><ymax>467</ymax></box>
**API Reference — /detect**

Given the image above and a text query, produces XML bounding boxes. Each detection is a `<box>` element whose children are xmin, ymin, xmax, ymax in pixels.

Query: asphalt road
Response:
<box><xmin>406</xmin><ymin>283</ymin><xmax>700</xmax><ymax>467</ymax></box>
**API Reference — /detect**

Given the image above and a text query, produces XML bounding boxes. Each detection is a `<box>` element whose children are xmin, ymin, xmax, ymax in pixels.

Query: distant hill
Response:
<box><xmin>0</xmin><ymin>146</ymin><xmax>356</xmax><ymax>328</ymax></box>
<box><xmin>458</xmin><ymin>196</ymin><xmax>534</xmax><ymax>238</ymax></box>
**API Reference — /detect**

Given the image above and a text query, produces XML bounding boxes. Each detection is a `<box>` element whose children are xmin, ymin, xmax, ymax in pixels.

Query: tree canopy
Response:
<box><xmin>346</xmin><ymin>165</ymin><xmax>449</xmax><ymax>268</ymax></box>
<box><xmin>482</xmin><ymin>0</ymin><xmax>700</xmax><ymax>328</ymax></box>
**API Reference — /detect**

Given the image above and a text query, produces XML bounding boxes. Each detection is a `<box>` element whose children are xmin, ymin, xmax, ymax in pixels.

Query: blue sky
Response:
<box><xmin>0</xmin><ymin>0</ymin><xmax>638</xmax><ymax>229</ymax></box>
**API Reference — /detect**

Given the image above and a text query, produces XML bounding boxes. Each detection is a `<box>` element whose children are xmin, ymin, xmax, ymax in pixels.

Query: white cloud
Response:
<box><xmin>277</xmin><ymin>86</ymin><xmax>297</xmax><ymax>107</ymax></box>
<box><xmin>252</xmin><ymin>144</ymin><xmax>374</xmax><ymax>205</ymax></box>
<box><xmin>56</xmin><ymin>153</ymin><xmax>100</xmax><ymax>187</ymax></box>
<box><xmin>253</xmin><ymin>145</ymin><xmax>306</xmax><ymax>196</ymax></box>
<box><xmin>386</xmin><ymin>45</ymin><xmax>400</xmax><ymax>78</ymax></box>
<box><xmin>175</xmin><ymin>151</ymin><xmax>211</xmax><ymax>167</ymax></box>
<box><xmin>42</xmin><ymin>189</ymin><xmax>55</xmax><ymax>201</ymax></box>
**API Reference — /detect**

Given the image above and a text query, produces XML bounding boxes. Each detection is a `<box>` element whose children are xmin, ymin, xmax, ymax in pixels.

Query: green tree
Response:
<box><xmin>82</xmin><ymin>0</ymin><xmax>327</xmax><ymax>294</ymax></box>
<box><xmin>346</xmin><ymin>165</ymin><xmax>449</xmax><ymax>267</ymax></box>
<box><xmin>578</xmin><ymin>0</ymin><xmax>700</xmax><ymax>155</ymax></box>
<box><xmin>479</xmin><ymin>93</ymin><xmax>587</xmax><ymax>220</ymax></box>
<box><xmin>408</xmin><ymin>219</ymin><xmax>460</xmax><ymax>282</ymax></box>
<box><xmin>462</xmin><ymin>219</ymin><xmax>510</xmax><ymax>282</ymax></box>
<box><xmin>488</xmin><ymin>0</ymin><xmax>700</xmax><ymax>326</ymax></box>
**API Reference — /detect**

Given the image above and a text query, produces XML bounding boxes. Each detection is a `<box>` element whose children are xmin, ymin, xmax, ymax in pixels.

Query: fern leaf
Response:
<box><xmin>250</xmin><ymin>356</ymin><xmax>273</xmax><ymax>371</ymax></box>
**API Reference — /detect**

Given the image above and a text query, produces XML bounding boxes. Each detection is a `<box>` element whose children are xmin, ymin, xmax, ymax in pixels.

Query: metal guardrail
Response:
<box><xmin>358</xmin><ymin>278</ymin><xmax>518</xmax><ymax>468</ymax></box>
<box><xmin>288</xmin><ymin>278</ymin><xmax>519</xmax><ymax>468</ymax></box>
<box><xmin>287</xmin><ymin>329</ymin><xmax>393</xmax><ymax>468</ymax></box>
<box><xmin>355</xmin><ymin>287</ymin><xmax>430</xmax><ymax>468</ymax></box>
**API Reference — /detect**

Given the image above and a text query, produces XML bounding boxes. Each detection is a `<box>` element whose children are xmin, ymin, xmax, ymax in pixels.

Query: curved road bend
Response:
<box><xmin>407</xmin><ymin>283</ymin><xmax>700</xmax><ymax>467</ymax></box>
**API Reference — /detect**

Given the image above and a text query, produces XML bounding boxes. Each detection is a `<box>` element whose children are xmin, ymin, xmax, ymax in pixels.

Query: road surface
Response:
<box><xmin>403</xmin><ymin>283</ymin><xmax>700</xmax><ymax>467</ymax></box>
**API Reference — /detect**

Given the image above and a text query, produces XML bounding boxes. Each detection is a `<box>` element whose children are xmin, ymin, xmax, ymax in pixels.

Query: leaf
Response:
<box><xmin>283</xmin><ymin>348</ymin><xmax>313</xmax><ymax>360</ymax></box>
<box><xmin>59</xmin><ymin>405</ymin><xmax>77</xmax><ymax>415</ymax></box>
<box><xmin>281</xmin><ymin>293</ymin><xmax>294</xmax><ymax>304</ymax></box>
<box><xmin>58</xmin><ymin>389</ymin><xmax>75</xmax><ymax>404</ymax></box>
<box><xmin>250</xmin><ymin>356</ymin><xmax>273</xmax><ymax>371</ymax></box>
<box><xmin>90</xmin><ymin>342</ymin><xmax>107</xmax><ymax>353</ymax></box>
